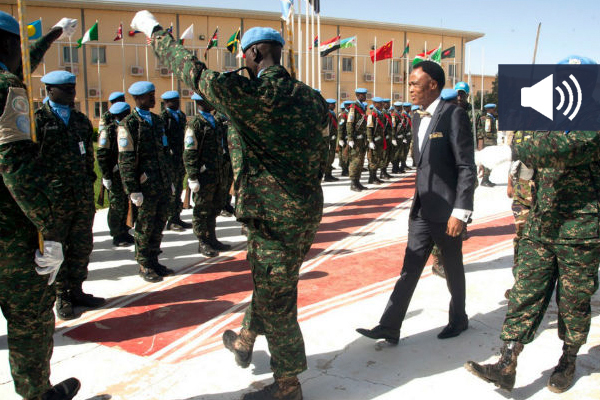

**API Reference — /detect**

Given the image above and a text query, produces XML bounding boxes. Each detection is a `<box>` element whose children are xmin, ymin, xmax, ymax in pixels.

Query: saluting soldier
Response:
<box><xmin>160</xmin><ymin>90</ymin><xmax>191</xmax><ymax>231</ymax></box>
<box><xmin>477</xmin><ymin>103</ymin><xmax>498</xmax><ymax>186</ymax></box>
<box><xmin>0</xmin><ymin>13</ymin><xmax>80</xmax><ymax>400</ymax></box>
<box><xmin>118</xmin><ymin>81</ymin><xmax>175</xmax><ymax>283</ymax></box>
<box><xmin>184</xmin><ymin>93</ymin><xmax>231</xmax><ymax>257</ymax></box>
<box><xmin>347</xmin><ymin>88</ymin><xmax>369</xmax><ymax>191</ymax></box>
<box><xmin>366</xmin><ymin>97</ymin><xmax>385</xmax><ymax>185</ymax></box>
<box><xmin>323</xmin><ymin>98</ymin><xmax>339</xmax><ymax>182</ymax></box>
<box><xmin>97</xmin><ymin>101</ymin><xmax>134</xmax><ymax>247</ymax></box>
<box><xmin>36</xmin><ymin>70</ymin><xmax>105</xmax><ymax>320</ymax></box>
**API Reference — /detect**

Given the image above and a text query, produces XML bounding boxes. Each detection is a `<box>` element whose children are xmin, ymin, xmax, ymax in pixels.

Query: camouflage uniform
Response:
<box><xmin>381</xmin><ymin>109</ymin><xmax>393</xmax><ymax>174</ymax></box>
<box><xmin>97</xmin><ymin>117</ymin><xmax>129</xmax><ymax>238</ymax></box>
<box><xmin>389</xmin><ymin>109</ymin><xmax>401</xmax><ymax>173</ymax></box>
<box><xmin>161</xmin><ymin>108</ymin><xmax>187</xmax><ymax>221</ymax></box>
<box><xmin>35</xmin><ymin>103</ymin><xmax>96</xmax><ymax>298</ymax></box>
<box><xmin>151</xmin><ymin>29</ymin><xmax>327</xmax><ymax>377</ymax></box>
<box><xmin>337</xmin><ymin>108</ymin><xmax>349</xmax><ymax>175</ymax></box>
<box><xmin>399</xmin><ymin>110</ymin><xmax>412</xmax><ymax>169</ymax></box>
<box><xmin>347</xmin><ymin>100</ymin><xmax>368</xmax><ymax>181</ymax></box>
<box><xmin>99</xmin><ymin>109</ymin><xmax>116</xmax><ymax>134</ymax></box>
<box><xmin>477</xmin><ymin>111</ymin><xmax>497</xmax><ymax>183</ymax></box>
<box><xmin>324</xmin><ymin>109</ymin><xmax>338</xmax><ymax>177</ymax></box>
<box><xmin>183</xmin><ymin>112</ymin><xmax>226</xmax><ymax>242</ymax></box>
<box><xmin>366</xmin><ymin>108</ymin><xmax>385</xmax><ymax>176</ymax></box>
<box><xmin>502</xmin><ymin>130</ymin><xmax>600</xmax><ymax>346</ymax></box>
<box><xmin>118</xmin><ymin>109</ymin><xmax>172</xmax><ymax>268</ymax></box>
<box><xmin>0</xmin><ymin>34</ymin><xmax>59</xmax><ymax>399</ymax></box>
<box><xmin>216</xmin><ymin>113</ymin><xmax>234</xmax><ymax>213</ymax></box>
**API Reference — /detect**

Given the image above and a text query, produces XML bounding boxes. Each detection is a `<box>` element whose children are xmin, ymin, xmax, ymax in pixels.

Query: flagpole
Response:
<box><xmin>310</xmin><ymin>4</ymin><xmax>315</xmax><ymax>88</ymax></box>
<box><xmin>405</xmin><ymin>40</ymin><xmax>409</xmax><ymax>102</ymax></box>
<box><xmin>97</xmin><ymin>42</ymin><xmax>102</xmax><ymax>115</ymax></box>
<box><xmin>305</xmin><ymin>0</ymin><xmax>309</xmax><ymax>86</ymax></box>
<box><xmin>453</xmin><ymin>42</ymin><xmax>456</xmax><ymax>87</ymax></box>
<box><xmin>481</xmin><ymin>46</ymin><xmax>484</xmax><ymax>111</ymax></box>
<box><xmin>355</xmin><ymin>36</ymin><xmax>358</xmax><ymax>91</ymax></box>
<box><xmin>373</xmin><ymin>36</ymin><xmax>377</xmax><ymax>97</ymax></box>
<box><xmin>317</xmin><ymin>12</ymin><xmax>321</xmax><ymax>90</ymax></box>
<box><xmin>145</xmin><ymin>45</ymin><xmax>149</xmax><ymax>80</ymax></box>
<box><xmin>468</xmin><ymin>46</ymin><xmax>476</xmax><ymax>140</ymax></box>
<box><xmin>121</xmin><ymin>22</ymin><xmax>126</xmax><ymax>93</ymax></box>
<box><xmin>68</xmin><ymin>36</ymin><xmax>74</xmax><ymax>75</ymax></box>
<box><xmin>171</xmin><ymin>21</ymin><xmax>174</xmax><ymax>90</ymax></box>
<box><xmin>297</xmin><ymin>0</ymin><xmax>302</xmax><ymax>81</ymax></box>
<box><xmin>40</xmin><ymin>18</ymin><xmax>46</xmax><ymax>76</ymax></box>
<box><xmin>390</xmin><ymin>40</ymin><xmax>393</xmax><ymax>102</ymax></box>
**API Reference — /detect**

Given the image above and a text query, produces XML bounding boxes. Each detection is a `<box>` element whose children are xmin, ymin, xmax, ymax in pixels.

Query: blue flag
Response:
<box><xmin>28</xmin><ymin>19</ymin><xmax>42</xmax><ymax>40</ymax></box>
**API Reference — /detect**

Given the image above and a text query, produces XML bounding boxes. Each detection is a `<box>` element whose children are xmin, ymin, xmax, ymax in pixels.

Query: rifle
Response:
<box><xmin>182</xmin><ymin>186</ymin><xmax>191</xmax><ymax>209</ymax></box>
<box><xmin>97</xmin><ymin>185</ymin><xmax>105</xmax><ymax>206</ymax></box>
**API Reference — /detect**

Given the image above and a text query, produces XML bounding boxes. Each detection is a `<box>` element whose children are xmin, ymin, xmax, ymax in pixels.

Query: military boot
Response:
<box><xmin>223</xmin><ymin>328</ymin><xmax>257</xmax><ymax>368</ymax></box>
<box><xmin>139</xmin><ymin>264</ymin><xmax>163</xmax><ymax>283</ymax></box>
<box><xmin>368</xmin><ymin>170</ymin><xmax>375</xmax><ymax>184</ymax></box>
<box><xmin>55</xmin><ymin>292</ymin><xmax>77</xmax><ymax>320</ymax></box>
<box><xmin>39</xmin><ymin>377</ymin><xmax>81</xmax><ymax>400</ymax></box>
<box><xmin>480</xmin><ymin>177</ymin><xmax>496</xmax><ymax>187</ymax></box>
<box><xmin>381</xmin><ymin>168</ymin><xmax>392</xmax><ymax>179</ymax></box>
<box><xmin>71</xmin><ymin>286</ymin><xmax>106</xmax><ymax>308</ymax></box>
<box><xmin>242</xmin><ymin>376</ymin><xmax>302</xmax><ymax>400</ymax></box>
<box><xmin>350</xmin><ymin>179</ymin><xmax>362</xmax><ymax>192</ymax></box>
<box><xmin>198</xmin><ymin>237</ymin><xmax>219</xmax><ymax>257</ymax></box>
<box><xmin>464</xmin><ymin>341</ymin><xmax>524</xmax><ymax>391</ymax></box>
<box><xmin>153</xmin><ymin>260</ymin><xmax>175</xmax><ymax>277</ymax></box>
<box><xmin>357</xmin><ymin>179</ymin><xmax>369</xmax><ymax>190</ymax></box>
<box><xmin>374</xmin><ymin>172</ymin><xmax>384</xmax><ymax>184</ymax></box>
<box><xmin>208</xmin><ymin>218</ymin><xmax>232</xmax><ymax>251</ymax></box>
<box><xmin>548</xmin><ymin>344</ymin><xmax>579</xmax><ymax>393</ymax></box>
<box><xmin>341</xmin><ymin>168</ymin><xmax>349</xmax><ymax>177</ymax></box>
<box><xmin>323</xmin><ymin>173</ymin><xmax>338</xmax><ymax>182</ymax></box>
<box><xmin>113</xmin><ymin>233</ymin><xmax>134</xmax><ymax>247</ymax></box>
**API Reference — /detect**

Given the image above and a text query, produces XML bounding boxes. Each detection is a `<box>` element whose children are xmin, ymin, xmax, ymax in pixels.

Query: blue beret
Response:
<box><xmin>557</xmin><ymin>55</ymin><xmax>597</xmax><ymax>65</ymax></box>
<box><xmin>161</xmin><ymin>90</ymin><xmax>180</xmax><ymax>100</ymax></box>
<box><xmin>383</xmin><ymin>98</ymin><xmax>391</xmax><ymax>102</ymax></box>
<box><xmin>411</xmin><ymin>105</ymin><xmax>420</xmax><ymax>111</ymax></box>
<box><xmin>393</xmin><ymin>101</ymin><xmax>403</xmax><ymax>107</ymax></box>
<box><xmin>343</xmin><ymin>100</ymin><xmax>353</xmax><ymax>106</ymax></box>
<box><xmin>355</xmin><ymin>88</ymin><xmax>368</xmax><ymax>94</ymax></box>
<box><xmin>441</xmin><ymin>88</ymin><xmax>458</xmax><ymax>101</ymax></box>
<box><xmin>339</xmin><ymin>104</ymin><xmax>345</xmax><ymax>109</ymax></box>
<box><xmin>109</xmin><ymin>101</ymin><xmax>131</xmax><ymax>115</ymax></box>
<box><xmin>108</xmin><ymin>91</ymin><xmax>125</xmax><ymax>102</ymax></box>
<box><xmin>372</xmin><ymin>97</ymin><xmax>383</xmax><ymax>102</ymax></box>
<box><xmin>191</xmin><ymin>93</ymin><xmax>203</xmax><ymax>101</ymax></box>
<box><xmin>41</xmin><ymin>70</ymin><xmax>76</xmax><ymax>85</ymax></box>
<box><xmin>128</xmin><ymin>81</ymin><xmax>155</xmax><ymax>96</ymax></box>
<box><xmin>454</xmin><ymin>81</ymin><xmax>470</xmax><ymax>94</ymax></box>
<box><xmin>0</xmin><ymin>11</ymin><xmax>20</xmax><ymax>36</ymax></box>
<box><xmin>326</xmin><ymin>98</ymin><xmax>336</xmax><ymax>104</ymax></box>
<box><xmin>241</xmin><ymin>27</ymin><xmax>285</xmax><ymax>52</ymax></box>
<box><xmin>403</xmin><ymin>102</ymin><xmax>412</xmax><ymax>107</ymax></box>
<box><xmin>484</xmin><ymin>103</ymin><xmax>496</xmax><ymax>109</ymax></box>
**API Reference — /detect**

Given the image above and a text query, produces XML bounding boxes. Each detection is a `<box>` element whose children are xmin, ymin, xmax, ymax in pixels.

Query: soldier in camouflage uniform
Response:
<box><xmin>337</xmin><ymin>101</ymin><xmax>350</xmax><ymax>176</ymax></box>
<box><xmin>347</xmin><ymin>88</ymin><xmax>369</xmax><ymax>191</ymax></box>
<box><xmin>99</xmin><ymin>91</ymin><xmax>126</xmax><ymax>135</ymax></box>
<box><xmin>366</xmin><ymin>97</ymin><xmax>385</xmax><ymax>185</ymax></box>
<box><xmin>134</xmin><ymin>12</ymin><xmax>328</xmax><ymax>398</ymax></box>
<box><xmin>323</xmin><ymin>99</ymin><xmax>339</xmax><ymax>182</ymax></box>
<box><xmin>380</xmin><ymin>99</ymin><xmax>393</xmax><ymax>179</ymax></box>
<box><xmin>160</xmin><ymin>90</ymin><xmax>192</xmax><ymax>232</ymax></box>
<box><xmin>183</xmin><ymin>93</ymin><xmax>231</xmax><ymax>257</ymax></box>
<box><xmin>97</xmin><ymin>101</ymin><xmax>134</xmax><ymax>247</ymax></box>
<box><xmin>36</xmin><ymin>70</ymin><xmax>105</xmax><ymax>320</ymax></box>
<box><xmin>216</xmin><ymin>112</ymin><xmax>235</xmax><ymax>217</ymax></box>
<box><xmin>118</xmin><ymin>81</ymin><xmax>175</xmax><ymax>283</ymax></box>
<box><xmin>389</xmin><ymin>101</ymin><xmax>402</xmax><ymax>173</ymax></box>
<box><xmin>476</xmin><ymin>103</ymin><xmax>498</xmax><ymax>187</ymax></box>
<box><xmin>399</xmin><ymin>103</ymin><xmax>413</xmax><ymax>172</ymax></box>
<box><xmin>0</xmin><ymin>15</ymin><xmax>80</xmax><ymax>400</ymax></box>
<box><xmin>466</xmin><ymin>65</ymin><xmax>600</xmax><ymax>393</ymax></box>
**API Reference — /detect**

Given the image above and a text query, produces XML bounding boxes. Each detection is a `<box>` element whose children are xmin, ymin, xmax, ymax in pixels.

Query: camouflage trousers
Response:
<box><xmin>0</xmin><ymin>254</ymin><xmax>54</xmax><ymax>399</ymax></box>
<box><xmin>511</xmin><ymin>198</ymin><xmax>531</xmax><ymax>271</ymax></box>
<box><xmin>338</xmin><ymin>143</ymin><xmax>349</xmax><ymax>171</ymax></box>
<box><xmin>390</xmin><ymin>141</ymin><xmax>401</xmax><ymax>165</ymax></box>
<box><xmin>482</xmin><ymin>167</ymin><xmax>492</xmax><ymax>181</ymax></box>
<box><xmin>501</xmin><ymin>238</ymin><xmax>600</xmax><ymax>346</ymax></box>
<box><xmin>220</xmin><ymin>159</ymin><xmax>233</xmax><ymax>210</ymax></box>
<box><xmin>107</xmin><ymin>172</ymin><xmax>129</xmax><ymax>238</ymax></box>
<box><xmin>381</xmin><ymin>138</ymin><xmax>392</xmax><ymax>168</ymax></box>
<box><xmin>367</xmin><ymin>140</ymin><xmax>385</xmax><ymax>171</ymax></box>
<box><xmin>134</xmin><ymin>192</ymin><xmax>169</xmax><ymax>266</ymax></box>
<box><xmin>325</xmin><ymin>136</ymin><xmax>337</xmax><ymax>175</ymax></box>
<box><xmin>349</xmin><ymin>141</ymin><xmax>366</xmax><ymax>179</ymax></box>
<box><xmin>54</xmin><ymin>197</ymin><xmax>95</xmax><ymax>295</ymax></box>
<box><xmin>192</xmin><ymin>181</ymin><xmax>224</xmax><ymax>238</ymax></box>
<box><xmin>242</xmin><ymin>218</ymin><xmax>319</xmax><ymax>378</ymax></box>
<box><xmin>168</xmin><ymin>163</ymin><xmax>186</xmax><ymax>220</ymax></box>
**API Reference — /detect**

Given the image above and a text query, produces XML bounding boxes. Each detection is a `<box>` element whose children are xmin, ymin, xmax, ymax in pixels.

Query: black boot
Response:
<box><xmin>41</xmin><ymin>377</ymin><xmax>81</xmax><ymax>400</ymax></box>
<box><xmin>548</xmin><ymin>344</ymin><xmax>579</xmax><ymax>393</ymax></box>
<box><xmin>55</xmin><ymin>292</ymin><xmax>78</xmax><ymax>320</ymax></box>
<box><xmin>241</xmin><ymin>376</ymin><xmax>302</xmax><ymax>400</ymax></box>
<box><xmin>71</xmin><ymin>286</ymin><xmax>106</xmax><ymax>308</ymax></box>
<box><xmin>367</xmin><ymin>170</ymin><xmax>375</xmax><ymax>184</ymax></box>
<box><xmin>379</xmin><ymin>169</ymin><xmax>387</xmax><ymax>180</ymax></box>
<box><xmin>220</xmin><ymin>203</ymin><xmax>235</xmax><ymax>217</ymax></box>
<box><xmin>139</xmin><ymin>264</ymin><xmax>163</xmax><ymax>283</ymax></box>
<box><xmin>357</xmin><ymin>179</ymin><xmax>369</xmax><ymax>190</ymax></box>
<box><xmin>198</xmin><ymin>237</ymin><xmax>219</xmax><ymax>257</ymax></box>
<box><xmin>480</xmin><ymin>177</ymin><xmax>496</xmax><ymax>187</ymax></box>
<box><xmin>166</xmin><ymin>218</ymin><xmax>184</xmax><ymax>232</ymax></box>
<box><xmin>153</xmin><ymin>260</ymin><xmax>175</xmax><ymax>277</ymax></box>
<box><xmin>381</xmin><ymin>168</ymin><xmax>392</xmax><ymax>179</ymax></box>
<box><xmin>323</xmin><ymin>173</ymin><xmax>338</xmax><ymax>182</ymax></box>
<box><xmin>350</xmin><ymin>178</ymin><xmax>362</xmax><ymax>192</ymax></box>
<box><xmin>113</xmin><ymin>233</ymin><xmax>134</xmax><ymax>247</ymax></box>
<box><xmin>374</xmin><ymin>171</ymin><xmax>384</xmax><ymax>184</ymax></box>
<box><xmin>223</xmin><ymin>328</ymin><xmax>256</xmax><ymax>368</ymax></box>
<box><xmin>341</xmin><ymin>168</ymin><xmax>349</xmax><ymax>177</ymax></box>
<box><xmin>464</xmin><ymin>341</ymin><xmax>524</xmax><ymax>391</ymax></box>
<box><xmin>209</xmin><ymin>217</ymin><xmax>232</xmax><ymax>251</ymax></box>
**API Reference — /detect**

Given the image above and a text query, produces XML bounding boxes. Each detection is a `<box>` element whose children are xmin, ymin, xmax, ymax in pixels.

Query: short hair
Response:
<box><xmin>413</xmin><ymin>61</ymin><xmax>445</xmax><ymax>92</ymax></box>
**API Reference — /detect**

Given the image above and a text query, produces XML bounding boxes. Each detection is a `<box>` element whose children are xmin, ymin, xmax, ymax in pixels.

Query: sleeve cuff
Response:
<box><xmin>451</xmin><ymin>208</ymin><xmax>472</xmax><ymax>223</ymax></box>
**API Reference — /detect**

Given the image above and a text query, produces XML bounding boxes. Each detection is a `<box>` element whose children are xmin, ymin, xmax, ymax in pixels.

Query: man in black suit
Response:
<box><xmin>357</xmin><ymin>61</ymin><xmax>476</xmax><ymax>344</ymax></box>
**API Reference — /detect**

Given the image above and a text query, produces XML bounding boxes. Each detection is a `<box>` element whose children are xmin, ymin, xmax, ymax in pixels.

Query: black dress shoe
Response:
<box><xmin>356</xmin><ymin>325</ymin><xmax>399</xmax><ymax>345</ymax></box>
<box><xmin>437</xmin><ymin>321</ymin><xmax>468</xmax><ymax>339</ymax></box>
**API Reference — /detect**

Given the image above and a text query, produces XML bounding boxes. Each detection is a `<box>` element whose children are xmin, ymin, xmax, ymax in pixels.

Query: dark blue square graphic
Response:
<box><xmin>498</xmin><ymin>65</ymin><xmax>600</xmax><ymax>131</ymax></box>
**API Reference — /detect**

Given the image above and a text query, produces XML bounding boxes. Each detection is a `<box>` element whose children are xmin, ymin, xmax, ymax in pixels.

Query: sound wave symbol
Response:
<box><xmin>555</xmin><ymin>75</ymin><xmax>582</xmax><ymax>121</ymax></box>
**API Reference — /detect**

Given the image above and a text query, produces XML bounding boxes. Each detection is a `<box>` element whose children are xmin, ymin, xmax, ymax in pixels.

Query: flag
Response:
<box><xmin>430</xmin><ymin>45</ymin><xmax>441</xmax><ymax>63</ymax></box>
<box><xmin>309</xmin><ymin>0</ymin><xmax>320</xmax><ymax>13</ymax></box>
<box><xmin>114</xmin><ymin>23</ymin><xmax>123</xmax><ymax>41</ymax></box>
<box><xmin>370</xmin><ymin>40</ymin><xmax>393</xmax><ymax>63</ymax></box>
<box><xmin>401</xmin><ymin>40</ymin><xmax>409</xmax><ymax>57</ymax></box>
<box><xmin>319</xmin><ymin>35</ymin><xmax>340</xmax><ymax>57</ymax></box>
<box><xmin>128</xmin><ymin>30</ymin><xmax>142</xmax><ymax>37</ymax></box>
<box><xmin>340</xmin><ymin>36</ymin><xmax>356</xmax><ymax>49</ymax></box>
<box><xmin>441</xmin><ymin>46</ymin><xmax>455</xmax><ymax>59</ymax></box>
<box><xmin>309</xmin><ymin>35</ymin><xmax>319</xmax><ymax>50</ymax></box>
<box><xmin>77</xmin><ymin>21</ymin><xmax>98</xmax><ymax>48</ymax></box>
<box><xmin>180</xmin><ymin>24</ymin><xmax>194</xmax><ymax>44</ymax></box>
<box><xmin>27</xmin><ymin>19</ymin><xmax>42</xmax><ymax>40</ymax></box>
<box><xmin>412</xmin><ymin>46</ymin><xmax>440</xmax><ymax>65</ymax></box>
<box><xmin>280</xmin><ymin>0</ymin><xmax>294</xmax><ymax>23</ymax></box>
<box><xmin>227</xmin><ymin>28</ymin><xmax>241</xmax><ymax>54</ymax></box>
<box><xmin>204</xmin><ymin>28</ymin><xmax>218</xmax><ymax>59</ymax></box>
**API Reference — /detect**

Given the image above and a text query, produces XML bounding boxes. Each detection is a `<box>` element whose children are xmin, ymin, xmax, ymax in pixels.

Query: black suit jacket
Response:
<box><xmin>410</xmin><ymin>100</ymin><xmax>476</xmax><ymax>223</ymax></box>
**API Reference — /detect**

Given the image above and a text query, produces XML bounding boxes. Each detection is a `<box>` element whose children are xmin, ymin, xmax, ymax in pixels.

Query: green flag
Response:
<box><xmin>227</xmin><ymin>28</ymin><xmax>241</xmax><ymax>54</ymax></box>
<box><xmin>77</xmin><ymin>21</ymin><xmax>98</xmax><ymax>48</ymax></box>
<box><xmin>430</xmin><ymin>46</ymin><xmax>441</xmax><ymax>63</ymax></box>
<box><xmin>401</xmin><ymin>40</ymin><xmax>409</xmax><ymax>57</ymax></box>
<box><xmin>441</xmin><ymin>46</ymin><xmax>455</xmax><ymax>59</ymax></box>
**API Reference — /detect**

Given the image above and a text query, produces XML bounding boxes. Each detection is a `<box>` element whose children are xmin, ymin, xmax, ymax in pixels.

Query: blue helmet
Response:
<box><xmin>454</xmin><ymin>81</ymin><xmax>470</xmax><ymax>94</ymax></box>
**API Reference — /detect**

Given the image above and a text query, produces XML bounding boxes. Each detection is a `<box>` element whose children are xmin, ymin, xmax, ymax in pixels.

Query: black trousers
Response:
<box><xmin>380</xmin><ymin>214</ymin><xmax>467</xmax><ymax>331</ymax></box>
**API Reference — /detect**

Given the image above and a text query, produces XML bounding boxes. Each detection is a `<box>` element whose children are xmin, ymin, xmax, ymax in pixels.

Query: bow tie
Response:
<box><xmin>416</xmin><ymin>110</ymin><xmax>432</xmax><ymax>118</ymax></box>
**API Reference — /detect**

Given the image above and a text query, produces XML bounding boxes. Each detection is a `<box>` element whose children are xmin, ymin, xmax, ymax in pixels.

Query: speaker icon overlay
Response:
<box><xmin>499</xmin><ymin>64</ymin><xmax>600</xmax><ymax>131</ymax></box>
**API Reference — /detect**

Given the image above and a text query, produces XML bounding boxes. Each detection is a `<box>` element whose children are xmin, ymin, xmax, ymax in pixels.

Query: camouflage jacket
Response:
<box><xmin>337</xmin><ymin>110</ymin><xmax>348</xmax><ymax>143</ymax></box>
<box><xmin>0</xmin><ymin>33</ymin><xmax>60</xmax><ymax>249</ymax></box>
<box><xmin>117</xmin><ymin>109</ymin><xmax>173</xmax><ymax>196</ymax></box>
<box><xmin>35</xmin><ymin>103</ymin><xmax>96</xmax><ymax>201</ymax></box>
<box><xmin>346</xmin><ymin>100</ymin><xmax>368</xmax><ymax>143</ymax></box>
<box><xmin>513</xmin><ymin>130</ymin><xmax>600</xmax><ymax>244</ymax></box>
<box><xmin>160</xmin><ymin>108</ymin><xmax>187</xmax><ymax>165</ymax></box>
<box><xmin>382</xmin><ymin>110</ymin><xmax>393</xmax><ymax>142</ymax></box>
<box><xmin>367</xmin><ymin>110</ymin><xmax>385</xmax><ymax>145</ymax></box>
<box><xmin>183</xmin><ymin>113</ymin><xmax>225</xmax><ymax>184</ymax></box>
<box><xmin>477</xmin><ymin>112</ymin><xmax>497</xmax><ymax>144</ymax></box>
<box><xmin>100</xmin><ymin>110</ymin><xmax>116</xmax><ymax>134</ymax></box>
<box><xmin>327</xmin><ymin>110</ymin><xmax>338</xmax><ymax>142</ymax></box>
<box><xmin>97</xmin><ymin>118</ymin><xmax>120</xmax><ymax>179</ymax></box>
<box><xmin>152</xmin><ymin>30</ymin><xmax>328</xmax><ymax>224</ymax></box>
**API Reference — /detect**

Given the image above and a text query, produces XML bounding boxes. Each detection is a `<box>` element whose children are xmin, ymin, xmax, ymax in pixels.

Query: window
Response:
<box><xmin>391</xmin><ymin>60</ymin><xmax>401</xmax><ymax>75</ymax></box>
<box><xmin>322</xmin><ymin>56</ymin><xmax>333</xmax><ymax>72</ymax></box>
<box><xmin>62</xmin><ymin>46</ymin><xmax>78</xmax><ymax>64</ymax></box>
<box><xmin>448</xmin><ymin>64</ymin><xmax>456</xmax><ymax>79</ymax></box>
<box><xmin>342</xmin><ymin>57</ymin><xmax>353</xmax><ymax>72</ymax></box>
<box><xmin>94</xmin><ymin>101</ymin><xmax>108</xmax><ymax>118</ymax></box>
<box><xmin>185</xmin><ymin>101</ymin><xmax>196</xmax><ymax>116</ymax></box>
<box><xmin>224</xmin><ymin>52</ymin><xmax>238</xmax><ymax>69</ymax></box>
<box><xmin>90</xmin><ymin>47</ymin><xmax>106</xmax><ymax>64</ymax></box>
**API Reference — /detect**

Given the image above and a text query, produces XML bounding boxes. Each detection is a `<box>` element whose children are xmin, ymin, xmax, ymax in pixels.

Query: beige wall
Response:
<box><xmin>462</xmin><ymin>74</ymin><xmax>496</xmax><ymax>98</ymax></box>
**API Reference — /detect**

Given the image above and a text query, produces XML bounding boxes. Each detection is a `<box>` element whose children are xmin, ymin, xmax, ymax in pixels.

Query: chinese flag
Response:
<box><xmin>370</xmin><ymin>40</ymin><xmax>393</xmax><ymax>63</ymax></box>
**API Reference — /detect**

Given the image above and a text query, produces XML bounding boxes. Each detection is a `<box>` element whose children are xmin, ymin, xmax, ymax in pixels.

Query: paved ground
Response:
<box><xmin>1</xmin><ymin>159</ymin><xmax>599</xmax><ymax>400</ymax></box>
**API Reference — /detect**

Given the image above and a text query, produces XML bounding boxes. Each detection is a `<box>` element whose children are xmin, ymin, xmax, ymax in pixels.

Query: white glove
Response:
<box><xmin>171</xmin><ymin>183</ymin><xmax>176</xmax><ymax>195</ymax></box>
<box><xmin>53</xmin><ymin>18</ymin><xmax>78</xmax><ymax>40</ymax></box>
<box><xmin>369</xmin><ymin>141</ymin><xmax>376</xmax><ymax>150</ymax></box>
<box><xmin>102</xmin><ymin>178</ymin><xmax>112</xmax><ymax>190</ymax></box>
<box><xmin>348</xmin><ymin>140</ymin><xmax>355</xmax><ymax>149</ymax></box>
<box><xmin>392</xmin><ymin>139</ymin><xmax>398</xmax><ymax>146</ymax></box>
<box><xmin>188</xmin><ymin>179</ymin><xmax>200</xmax><ymax>193</ymax></box>
<box><xmin>338</xmin><ymin>140</ymin><xmax>345</xmax><ymax>147</ymax></box>
<box><xmin>130</xmin><ymin>192</ymin><xmax>144</xmax><ymax>207</ymax></box>
<box><xmin>35</xmin><ymin>241</ymin><xmax>63</xmax><ymax>285</ymax></box>
<box><xmin>403</xmin><ymin>139</ymin><xmax>408</xmax><ymax>144</ymax></box>
<box><xmin>131</xmin><ymin>10</ymin><xmax>160</xmax><ymax>38</ymax></box>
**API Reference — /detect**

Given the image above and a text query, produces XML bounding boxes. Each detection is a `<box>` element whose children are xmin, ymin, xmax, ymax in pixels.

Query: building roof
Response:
<box><xmin>3</xmin><ymin>0</ymin><xmax>484</xmax><ymax>42</ymax></box>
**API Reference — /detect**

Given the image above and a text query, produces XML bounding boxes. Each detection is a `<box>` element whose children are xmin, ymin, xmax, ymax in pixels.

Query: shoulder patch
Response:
<box><xmin>184</xmin><ymin>127</ymin><xmax>198</xmax><ymax>150</ymax></box>
<box><xmin>117</xmin><ymin>126</ymin><xmax>134</xmax><ymax>152</ymax></box>
<box><xmin>98</xmin><ymin>128</ymin><xmax>110</xmax><ymax>149</ymax></box>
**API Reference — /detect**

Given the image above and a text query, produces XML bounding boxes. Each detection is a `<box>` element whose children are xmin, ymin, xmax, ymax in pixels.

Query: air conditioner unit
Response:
<box><xmin>340</xmin><ymin>91</ymin><xmax>348</xmax><ymax>99</ymax></box>
<box><xmin>393</xmin><ymin>75</ymin><xmax>403</xmax><ymax>84</ymax></box>
<box><xmin>364</xmin><ymin>73</ymin><xmax>373</xmax><ymax>82</ymax></box>
<box><xmin>130</xmin><ymin>65</ymin><xmax>144</xmax><ymax>76</ymax></box>
<box><xmin>393</xmin><ymin>92</ymin><xmax>402</xmax><ymax>101</ymax></box>
<box><xmin>159</xmin><ymin>67</ymin><xmax>171</xmax><ymax>77</ymax></box>
<box><xmin>181</xmin><ymin>88</ymin><xmax>192</xmax><ymax>97</ymax></box>
<box><xmin>87</xmin><ymin>88</ymin><xmax>99</xmax><ymax>98</ymax></box>
<box><xmin>64</xmin><ymin>65</ymin><xmax>79</xmax><ymax>75</ymax></box>
<box><xmin>39</xmin><ymin>87</ymin><xmax>46</xmax><ymax>97</ymax></box>
<box><xmin>323</xmin><ymin>72</ymin><xmax>335</xmax><ymax>81</ymax></box>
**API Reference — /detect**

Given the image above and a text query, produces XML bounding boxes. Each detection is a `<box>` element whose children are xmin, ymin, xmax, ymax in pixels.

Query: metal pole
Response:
<box><xmin>317</xmin><ymin>12</ymin><xmax>321</xmax><ymax>90</ymax></box>
<box><xmin>121</xmin><ymin>22</ymin><xmax>125</xmax><ymax>93</ymax></box>
<box><xmin>97</xmin><ymin>41</ymin><xmax>102</xmax><ymax>116</ymax></box>
<box><xmin>311</xmin><ymin>4</ymin><xmax>315</xmax><ymax>87</ymax></box>
<box><xmin>355</xmin><ymin>35</ymin><xmax>358</xmax><ymax>91</ymax></box>
<box><xmin>481</xmin><ymin>46</ymin><xmax>484</xmax><ymax>110</ymax></box>
<box><xmin>390</xmin><ymin>40</ymin><xmax>393</xmax><ymax>102</ymax></box>
<box><xmin>532</xmin><ymin>23</ymin><xmax>541</xmax><ymax>64</ymax></box>
<box><xmin>297</xmin><ymin>0</ymin><xmax>302</xmax><ymax>81</ymax></box>
<box><xmin>373</xmin><ymin>36</ymin><xmax>376</xmax><ymax>97</ymax></box>
<box><xmin>305</xmin><ymin>0</ymin><xmax>309</xmax><ymax>86</ymax></box>
<box><xmin>80</xmin><ymin>8</ymin><xmax>89</xmax><ymax>116</ymax></box>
